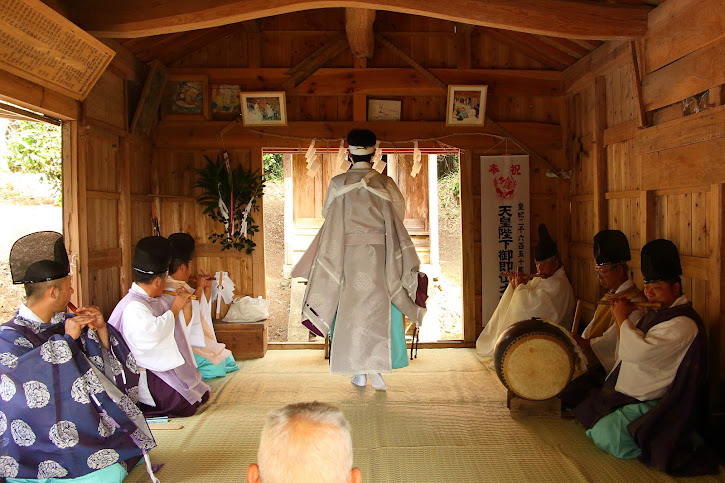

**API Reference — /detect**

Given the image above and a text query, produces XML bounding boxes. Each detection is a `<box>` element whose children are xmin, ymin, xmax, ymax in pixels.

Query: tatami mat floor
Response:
<box><xmin>126</xmin><ymin>349</ymin><xmax>724</xmax><ymax>483</ymax></box>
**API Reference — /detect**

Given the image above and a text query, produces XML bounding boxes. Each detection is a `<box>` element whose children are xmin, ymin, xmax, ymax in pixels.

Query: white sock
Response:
<box><xmin>351</xmin><ymin>374</ymin><xmax>367</xmax><ymax>387</ymax></box>
<box><xmin>369</xmin><ymin>373</ymin><xmax>387</xmax><ymax>391</ymax></box>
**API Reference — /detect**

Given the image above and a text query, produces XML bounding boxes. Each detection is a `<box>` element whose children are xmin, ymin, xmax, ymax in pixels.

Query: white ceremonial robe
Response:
<box><xmin>476</xmin><ymin>266</ymin><xmax>576</xmax><ymax>358</ymax></box>
<box><xmin>163</xmin><ymin>277</ymin><xmax>232</xmax><ymax>366</ymax></box>
<box><xmin>293</xmin><ymin>162</ymin><xmax>425</xmax><ymax>375</ymax></box>
<box><xmin>590</xmin><ymin>295</ymin><xmax>698</xmax><ymax>401</ymax></box>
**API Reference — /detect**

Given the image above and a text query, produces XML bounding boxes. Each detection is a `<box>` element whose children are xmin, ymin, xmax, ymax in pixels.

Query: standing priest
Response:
<box><xmin>292</xmin><ymin>129</ymin><xmax>427</xmax><ymax>391</ymax></box>
<box><xmin>108</xmin><ymin>236</ymin><xmax>210</xmax><ymax>418</ymax></box>
<box><xmin>476</xmin><ymin>224</ymin><xmax>575</xmax><ymax>359</ymax></box>
<box><xmin>1</xmin><ymin>231</ymin><xmax>157</xmax><ymax>482</ymax></box>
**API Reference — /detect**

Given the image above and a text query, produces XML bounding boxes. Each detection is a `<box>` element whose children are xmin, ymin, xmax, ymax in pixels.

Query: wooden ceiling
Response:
<box><xmin>61</xmin><ymin>1</ymin><xmax>666</xmax><ymax>72</ymax></box>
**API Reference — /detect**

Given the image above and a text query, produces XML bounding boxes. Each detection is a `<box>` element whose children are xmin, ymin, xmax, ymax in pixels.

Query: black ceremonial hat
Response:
<box><xmin>593</xmin><ymin>230</ymin><xmax>631</xmax><ymax>266</ymax></box>
<box><xmin>9</xmin><ymin>231</ymin><xmax>69</xmax><ymax>284</ymax></box>
<box><xmin>534</xmin><ymin>224</ymin><xmax>558</xmax><ymax>261</ymax></box>
<box><xmin>169</xmin><ymin>233</ymin><xmax>195</xmax><ymax>260</ymax></box>
<box><xmin>641</xmin><ymin>239</ymin><xmax>682</xmax><ymax>284</ymax></box>
<box><xmin>133</xmin><ymin>236</ymin><xmax>171</xmax><ymax>275</ymax></box>
<box><xmin>346</xmin><ymin>129</ymin><xmax>376</xmax><ymax>147</ymax></box>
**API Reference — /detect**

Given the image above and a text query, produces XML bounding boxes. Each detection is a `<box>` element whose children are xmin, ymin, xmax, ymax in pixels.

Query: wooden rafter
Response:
<box><xmin>69</xmin><ymin>0</ymin><xmax>650</xmax><ymax>40</ymax></box>
<box><xmin>345</xmin><ymin>8</ymin><xmax>376</xmax><ymax>59</ymax></box>
<box><xmin>533</xmin><ymin>35</ymin><xmax>590</xmax><ymax>59</ymax></box>
<box><xmin>375</xmin><ymin>34</ymin><xmax>446</xmax><ymax>91</ymax></box>
<box><xmin>482</xmin><ymin>28</ymin><xmax>568</xmax><ymax>70</ymax></box>
<box><xmin>158</xmin><ymin>24</ymin><xmax>242</xmax><ymax>64</ymax></box>
<box><xmin>505</xmin><ymin>31</ymin><xmax>580</xmax><ymax>66</ymax></box>
<box><xmin>283</xmin><ymin>34</ymin><xmax>349</xmax><ymax>89</ymax></box>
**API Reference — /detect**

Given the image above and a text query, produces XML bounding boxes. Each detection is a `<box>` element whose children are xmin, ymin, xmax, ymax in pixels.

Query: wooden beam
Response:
<box><xmin>375</xmin><ymin>34</ymin><xmax>447</xmax><ymax>91</ymax></box>
<box><xmin>643</xmin><ymin>37</ymin><xmax>725</xmax><ymax>112</ymax></box>
<box><xmin>98</xmin><ymin>38</ymin><xmax>148</xmax><ymax>83</ymax></box>
<box><xmin>345</xmin><ymin>8</ymin><xmax>376</xmax><ymax>58</ymax></box>
<box><xmin>505</xmin><ymin>31</ymin><xmax>579</xmax><ymax>66</ymax></box>
<box><xmin>640</xmin><ymin>137</ymin><xmax>725</xmax><ymax>191</ymax></box>
<box><xmin>629</xmin><ymin>41</ymin><xmax>648</xmax><ymax>128</ymax></box>
<box><xmin>637</xmin><ymin>104</ymin><xmax>725</xmax><ymax>155</ymax></box>
<box><xmin>459</xmin><ymin>149</ymin><xmax>478</xmax><ymax>342</ymax></box>
<box><xmin>70</xmin><ymin>0</ymin><xmax>650</xmax><ymax>40</ymax></box>
<box><xmin>534</xmin><ymin>35</ymin><xmax>591</xmax><ymax>59</ymax></box>
<box><xmin>482</xmin><ymin>28</ymin><xmax>568</xmax><ymax>70</ymax></box>
<box><xmin>603</xmin><ymin>119</ymin><xmax>638</xmax><ymax>146</ymax></box>
<box><xmin>155</xmin><ymin>24</ymin><xmax>242</xmax><ymax>65</ymax></box>
<box><xmin>0</xmin><ymin>102</ymin><xmax>61</xmax><ymax>125</ymax></box>
<box><xmin>0</xmin><ymin>69</ymin><xmax>79</xmax><ymax>121</ymax></box>
<box><xmin>155</xmin><ymin>120</ymin><xmax>563</xmax><ymax>150</ymax></box>
<box><xmin>593</xmin><ymin>76</ymin><xmax>608</xmax><ymax>232</ymax></box>
<box><xmin>563</xmin><ymin>41</ymin><xmax>629</xmax><ymax>94</ymax></box>
<box><xmin>283</xmin><ymin>34</ymin><xmax>349</xmax><ymax>89</ymax></box>
<box><xmin>169</xmin><ymin>67</ymin><xmax>562</xmax><ymax>97</ymax></box>
<box><xmin>644</xmin><ymin>0</ymin><xmax>725</xmax><ymax>74</ymax></box>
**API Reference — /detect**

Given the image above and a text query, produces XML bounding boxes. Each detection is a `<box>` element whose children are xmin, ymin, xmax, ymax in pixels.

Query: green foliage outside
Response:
<box><xmin>5</xmin><ymin>120</ymin><xmax>62</xmax><ymax>200</ymax></box>
<box><xmin>263</xmin><ymin>153</ymin><xmax>283</xmax><ymax>180</ymax></box>
<box><xmin>437</xmin><ymin>154</ymin><xmax>460</xmax><ymax>204</ymax></box>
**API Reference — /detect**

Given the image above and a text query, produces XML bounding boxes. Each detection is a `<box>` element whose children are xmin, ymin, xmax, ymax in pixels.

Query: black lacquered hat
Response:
<box><xmin>133</xmin><ymin>236</ymin><xmax>171</xmax><ymax>275</ymax></box>
<box><xmin>10</xmin><ymin>231</ymin><xmax>70</xmax><ymax>284</ymax></box>
<box><xmin>593</xmin><ymin>230</ymin><xmax>631</xmax><ymax>266</ymax></box>
<box><xmin>534</xmin><ymin>224</ymin><xmax>558</xmax><ymax>261</ymax></box>
<box><xmin>641</xmin><ymin>239</ymin><xmax>682</xmax><ymax>283</ymax></box>
<box><xmin>169</xmin><ymin>233</ymin><xmax>195</xmax><ymax>260</ymax></box>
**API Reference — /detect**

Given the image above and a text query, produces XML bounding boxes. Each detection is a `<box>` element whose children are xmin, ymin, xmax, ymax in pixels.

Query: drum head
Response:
<box><xmin>501</xmin><ymin>333</ymin><xmax>574</xmax><ymax>400</ymax></box>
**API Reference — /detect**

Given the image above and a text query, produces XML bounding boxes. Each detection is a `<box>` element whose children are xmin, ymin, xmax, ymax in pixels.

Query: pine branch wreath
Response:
<box><xmin>195</xmin><ymin>153</ymin><xmax>265</xmax><ymax>253</ymax></box>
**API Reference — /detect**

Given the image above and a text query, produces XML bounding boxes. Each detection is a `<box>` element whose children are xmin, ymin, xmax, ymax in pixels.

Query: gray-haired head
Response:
<box><xmin>257</xmin><ymin>401</ymin><xmax>353</xmax><ymax>483</ymax></box>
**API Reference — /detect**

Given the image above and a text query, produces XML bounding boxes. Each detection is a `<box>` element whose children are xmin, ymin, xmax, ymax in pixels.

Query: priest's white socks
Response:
<box><xmin>351</xmin><ymin>374</ymin><xmax>367</xmax><ymax>387</ymax></box>
<box><xmin>369</xmin><ymin>373</ymin><xmax>387</xmax><ymax>391</ymax></box>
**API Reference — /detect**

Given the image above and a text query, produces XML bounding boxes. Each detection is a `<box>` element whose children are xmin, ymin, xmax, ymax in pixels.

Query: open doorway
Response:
<box><xmin>0</xmin><ymin>108</ymin><xmax>63</xmax><ymax>320</ymax></box>
<box><xmin>262</xmin><ymin>148</ymin><xmax>464</xmax><ymax>344</ymax></box>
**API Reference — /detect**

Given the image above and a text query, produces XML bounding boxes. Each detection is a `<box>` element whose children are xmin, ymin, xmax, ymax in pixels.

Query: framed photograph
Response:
<box><xmin>161</xmin><ymin>75</ymin><xmax>209</xmax><ymax>120</ymax></box>
<box><xmin>367</xmin><ymin>99</ymin><xmax>402</xmax><ymax>121</ymax></box>
<box><xmin>446</xmin><ymin>85</ymin><xmax>487</xmax><ymax>126</ymax></box>
<box><xmin>210</xmin><ymin>84</ymin><xmax>242</xmax><ymax>120</ymax></box>
<box><xmin>240</xmin><ymin>92</ymin><xmax>287</xmax><ymax>126</ymax></box>
<box><xmin>130</xmin><ymin>60</ymin><xmax>167</xmax><ymax>134</ymax></box>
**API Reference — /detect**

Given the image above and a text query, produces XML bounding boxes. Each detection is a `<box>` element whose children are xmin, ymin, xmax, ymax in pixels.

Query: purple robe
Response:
<box><xmin>108</xmin><ymin>288</ymin><xmax>209</xmax><ymax>414</ymax></box>
<box><xmin>0</xmin><ymin>311</ymin><xmax>154</xmax><ymax>479</ymax></box>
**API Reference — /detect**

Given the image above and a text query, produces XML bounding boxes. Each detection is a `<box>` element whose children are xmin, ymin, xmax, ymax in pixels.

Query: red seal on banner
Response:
<box><xmin>493</xmin><ymin>175</ymin><xmax>517</xmax><ymax>199</ymax></box>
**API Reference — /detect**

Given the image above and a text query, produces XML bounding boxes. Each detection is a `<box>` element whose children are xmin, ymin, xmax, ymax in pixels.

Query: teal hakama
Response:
<box><xmin>586</xmin><ymin>400</ymin><xmax>658</xmax><ymax>459</ymax></box>
<box><xmin>194</xmin><ymin>353</ymin><xmax>239</xmax><ymax>380</ymax></box>
<box><xmin>7</xmin><ymin>463</ymin><xmax>128</xmax><ymax>483</ymax></box>
<box><xmin>331</xmin><ymin>303</ymin><xmax>409</xmax><ymax>371</ymax></box>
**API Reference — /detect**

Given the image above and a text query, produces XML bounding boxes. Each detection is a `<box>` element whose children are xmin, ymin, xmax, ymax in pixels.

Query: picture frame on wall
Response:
<box><xmin>367</xmin><ymin>99</ymin><xmax>402</xmax><ymax>121</ymax></box>
<box><xmin>446</xmin><ymin>85</ymin><xmax>487</xmax><ymax>126</ymax></box>
<box><xmin>210</xmin><ymin>84</ymin><xmax>242</xmax><ymax>120</ymax></box>
<box><xmin>240</xmin><ymin>91</ymin><xmax>287</xmax><ymax>126</ymax></box>
<box><xmin>161</xmin><ymin>75</ymin><xmax>209</xmax><ymax>120</ymax></box>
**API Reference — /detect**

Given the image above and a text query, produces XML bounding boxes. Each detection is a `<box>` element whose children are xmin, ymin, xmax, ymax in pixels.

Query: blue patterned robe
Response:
<box><xmin>0</xmin><ymin>310</ymin><xmax>155</xmax><ymax>479</ymax></box>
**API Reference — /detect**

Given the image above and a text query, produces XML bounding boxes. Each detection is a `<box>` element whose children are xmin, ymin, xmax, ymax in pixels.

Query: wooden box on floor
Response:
<box><xmin>213</xmin><ymin>320</ymin><xmax>268</xmax><ymax>359</ymax></box>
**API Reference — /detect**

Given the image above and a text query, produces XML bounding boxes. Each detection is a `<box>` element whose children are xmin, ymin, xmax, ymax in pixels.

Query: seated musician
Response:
<box><xmin>572</xmin><ymin>239</ymin><xmax>718</xmax><ymax>475</ymax></box>
<box><xmin>163</xmin><ymin>232</ymin><xmax>238</xmax><ymax>380</ymax></box>
<box><xmin>476</xmin><ymin>224</ymin><xmax>575</xmax><ymax>359</ymax></box>
<box><xmin>1</xmin><ymin>232</ymin><xmax>157</xmax><ymax>482</ymax></box>
<box><xmin>108</xmin><ymin>236</ymin><xmax>211</xmax><ymax>418</ymax></box>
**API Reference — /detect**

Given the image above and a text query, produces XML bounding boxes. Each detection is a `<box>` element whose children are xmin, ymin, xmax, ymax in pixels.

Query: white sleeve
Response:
<box><xmin>590</xmin><ymin>324</ymin><xmax>619</xmax><ymax>374</ymax></box>
<box><xmin>121</xmin><ymin>301</ymin><xmax>185</xmax><ymax>372</ymax></box>
<box><xmin>618</xmin><ymin>316</ymin><xmax>698</xmax><ymax>369</ymax></box>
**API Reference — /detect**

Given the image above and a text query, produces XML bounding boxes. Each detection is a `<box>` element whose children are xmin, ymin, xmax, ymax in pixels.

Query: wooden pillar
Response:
<box><xmin>251</xmin><ymin>147</ymin><xmax>267</xmax><ymax>298</ymax></box>
<box><xmin>460</xmin><ymin>149</ymin><xmax>478</xmax><ymax>343</ymax></box>
<box><xmin>62</xmin><ymin>120</ymin><xmax>88</xmax><ymax>305</ymax></box>
<box><xmin>283</xmin><ymin>153</ymin><xmax>294</xmax><ymax>266</ymax></box>
<box><xmin>707</xmin><ymin>183</ymin><xmax>724</xmax><ymax>414</ymax></box>
<box><xmin>118</xmin><ymin>136</ymin><xmax>132</xmax><ymax>292</ymax></box>
<box><xmin>428</xmin><ymin>154</ymin><xmax>439</xmax><ymax>268</ymax></box>
<box><xmin>593</xmin><ymin>76</ymin><xmax>608</xmax><ymax>232</ymax></box>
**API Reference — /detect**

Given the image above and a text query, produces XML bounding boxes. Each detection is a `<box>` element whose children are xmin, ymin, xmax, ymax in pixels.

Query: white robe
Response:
<box><xmin>476</xmin><ymin>266</ymin><xmax>575</xmax><ymax>358</ymax></box>
<box><xmin>293</xmin><ymin>162</ymin><xmax>425</xmax><ymax>375</ymax></box>
<box><xmin>590</xmin><ymin>294</ymin><xmax>698</xmax><ymax>401</ymax></box>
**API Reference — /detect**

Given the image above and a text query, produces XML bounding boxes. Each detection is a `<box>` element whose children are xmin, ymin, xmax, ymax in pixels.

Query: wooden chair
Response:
<box><xmin>571</xmin><ymin>299</ymin><xmax>596</xmax><ymax>334</ymax></box>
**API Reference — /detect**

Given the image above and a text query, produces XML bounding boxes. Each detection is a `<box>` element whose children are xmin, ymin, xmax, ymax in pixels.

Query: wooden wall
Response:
<box><xmin>563</xmin><ymin>0</ymin><xmax>724</xmax><ymax>410</ymax></box>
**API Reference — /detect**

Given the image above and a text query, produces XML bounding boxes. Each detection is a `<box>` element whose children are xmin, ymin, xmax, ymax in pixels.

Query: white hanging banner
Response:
<box><xmin>480</xmin><ymin>155</ymin><xmax>530</xmax><ymax>325</ymax></box>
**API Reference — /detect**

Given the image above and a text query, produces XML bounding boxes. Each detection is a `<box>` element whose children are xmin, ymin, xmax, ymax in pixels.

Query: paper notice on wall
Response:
<box><xmin>480</xmin><ymin>155</ymin><xmax>530</xmax><ymax>325</ymax></box>
<box><xmin>0</xmin><ymin>0</ymin><xmax>115</xmax><ymax>100</ymax></box>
